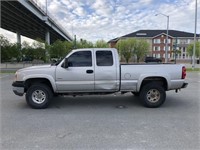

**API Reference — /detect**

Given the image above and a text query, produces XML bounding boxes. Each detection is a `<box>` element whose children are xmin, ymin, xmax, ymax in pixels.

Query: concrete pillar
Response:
<box><xmin>45</xmin><ymin>29</ymin><xmax>50</xmax><ymax>45</ymax></box>
<box><xmin>17</xmin><ymin>32</ymin><xmax>21</xmax><ymax>44</ymax></box>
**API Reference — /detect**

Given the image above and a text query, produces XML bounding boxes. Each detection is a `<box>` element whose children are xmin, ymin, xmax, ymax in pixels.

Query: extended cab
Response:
<box><xmin>12</xmin><ymin>48</ymin><xmax>188</xmax><ymax>109</ymax></box>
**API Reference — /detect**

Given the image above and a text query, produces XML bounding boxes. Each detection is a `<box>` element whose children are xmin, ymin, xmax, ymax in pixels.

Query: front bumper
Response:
<box><xmin>12</xmin><ymin>81</ymin><xmax>24</xmax><ymax>96</ymax></box>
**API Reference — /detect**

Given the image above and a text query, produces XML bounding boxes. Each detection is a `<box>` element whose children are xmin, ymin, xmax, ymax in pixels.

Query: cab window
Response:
<box><xmin>96</xmin><ymin>51</ymin><xmax>113</xmax><ymax>66</ymax></box>
<box><xmin>68</xmin><ymin>51</ymin><xmax>92</xmax><ymax>67</ymax></box>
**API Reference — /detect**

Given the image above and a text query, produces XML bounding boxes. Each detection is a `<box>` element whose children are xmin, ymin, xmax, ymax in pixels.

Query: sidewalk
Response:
<box><xmin>185</xmin><ymin>63</ymin><xmax>200</xmax><ymax>68</ymax></box>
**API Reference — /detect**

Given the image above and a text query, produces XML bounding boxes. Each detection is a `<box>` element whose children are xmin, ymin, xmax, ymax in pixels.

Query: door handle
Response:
<box><xmin>86</xmin><ymin>70</ymin><xmax>93</xmax><ymax>74</ymax></box>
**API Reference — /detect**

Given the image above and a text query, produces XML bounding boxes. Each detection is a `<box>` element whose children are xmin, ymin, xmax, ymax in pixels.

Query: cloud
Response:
<box><xmin>0</xmin><ymin>28</ymin><xmax>35</xmax><ymax>44</ymax></box>
<box><xmin>1</xmin><ymin>0</ymin><xmax>199</xmax><ymax>43</ymax></box>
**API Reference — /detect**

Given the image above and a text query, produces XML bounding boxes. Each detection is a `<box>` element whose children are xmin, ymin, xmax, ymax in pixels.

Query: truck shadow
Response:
<box><xmin>50</xmin><ymin>94</ymin><xmax>141</xmax><ymax>109</ymax></box>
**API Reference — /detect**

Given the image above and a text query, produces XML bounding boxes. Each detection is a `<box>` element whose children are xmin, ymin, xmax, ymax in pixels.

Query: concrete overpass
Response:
<box><xmin>1</xmin><ymin>0</ymin><xmax>73</xmax><ymax>44</ymax></box>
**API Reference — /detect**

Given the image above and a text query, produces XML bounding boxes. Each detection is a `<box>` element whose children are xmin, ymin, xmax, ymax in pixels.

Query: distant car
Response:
<box><xmin>145</xmin><ymin>57</ymin><xmax>162</xmax><ymax>63</ymax></box>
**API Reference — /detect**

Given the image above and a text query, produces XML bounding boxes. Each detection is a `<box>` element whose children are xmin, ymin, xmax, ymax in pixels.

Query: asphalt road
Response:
<box><xmin>0</xmin><ymin>72</ymin><xmax>199</xmax><ymax>150</ymax></box>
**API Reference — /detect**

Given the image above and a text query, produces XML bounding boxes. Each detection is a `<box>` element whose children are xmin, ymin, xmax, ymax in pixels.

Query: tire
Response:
<box><xmin>26</xmin><ymin>83</ymin><xmax>52</xmax><ymax>109</ymax></box>
<box><xmin>139</xmin><ymin>82</ymin><xmax>166</xmax><ymax>108</ymax></box>
<box><xmin>131</xmin><ymin>92</ymin><xmax>140</xmax><ymax>96</ymax></box>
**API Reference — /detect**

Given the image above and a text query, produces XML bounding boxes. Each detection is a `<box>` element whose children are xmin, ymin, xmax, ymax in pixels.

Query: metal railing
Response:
<box><xmin>28</xmin><ymin>0</ymin><xmax>72</xmax><ymax>40</ymax></box>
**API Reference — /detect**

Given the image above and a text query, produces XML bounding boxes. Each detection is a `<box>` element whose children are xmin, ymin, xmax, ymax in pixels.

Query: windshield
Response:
<box><xmin>51</xmin><ymin>58</ymin><xmax>63</xmax><ymax>66</ymax></box>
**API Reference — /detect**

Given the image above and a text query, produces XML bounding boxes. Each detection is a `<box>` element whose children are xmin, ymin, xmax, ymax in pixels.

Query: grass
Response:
<box><xmin>0</xmin><ymin>70</ymin><xmax>16</xmax><ymax>74</ymax></box>
<box><xmin>186</xmin><ymin>68</ymin><xmax>200</xmax><ymax>72</ymax></box>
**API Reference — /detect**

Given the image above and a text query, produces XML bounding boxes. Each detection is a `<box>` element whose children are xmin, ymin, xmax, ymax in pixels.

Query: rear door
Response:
<box><xmin>56</xmin><ymin>50</ymin><xmax>94</xmax><ymax>92</ymax></box>
<box><xmin>94</xmin><ymin>50</ymin><xmax>118</xmax><ymax>92</ymax></box>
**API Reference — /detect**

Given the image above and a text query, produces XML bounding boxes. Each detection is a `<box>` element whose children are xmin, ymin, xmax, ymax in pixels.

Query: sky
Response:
<box><xmin>0</xmin><ymin>0</ymin><xmax>199</xmax><ymax>43</ymax></box>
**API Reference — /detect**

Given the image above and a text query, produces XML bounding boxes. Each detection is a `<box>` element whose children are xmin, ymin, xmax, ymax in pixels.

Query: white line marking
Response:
<box><xmin>0</xmin><ymin>75</ymin><xmax>9</xmax><ymax>78</ymax></box>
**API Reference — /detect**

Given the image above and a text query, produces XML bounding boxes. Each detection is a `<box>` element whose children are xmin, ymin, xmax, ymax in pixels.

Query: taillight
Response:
<box><xmin>182</xmin><ymin>66</ymin><xmax>186</xmax><ymax>79</ymax></box>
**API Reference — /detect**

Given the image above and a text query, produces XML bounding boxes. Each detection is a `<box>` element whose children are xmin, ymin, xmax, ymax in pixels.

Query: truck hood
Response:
<box><xmin>17</xmin><ymin>65</ymin><xmax>52</xmax><ymax>72</ymax></box>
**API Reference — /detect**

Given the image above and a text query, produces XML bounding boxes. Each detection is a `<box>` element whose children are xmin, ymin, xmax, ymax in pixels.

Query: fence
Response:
<box><xmin>0</xmin><ymin>62</ymin><xmax>49</xmax><ymax>69</ymax></box>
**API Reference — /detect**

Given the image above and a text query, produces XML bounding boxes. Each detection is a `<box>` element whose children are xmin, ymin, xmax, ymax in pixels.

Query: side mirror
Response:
<box><xmin>62</xmin><ymin>58</ymin><xmax>68</xmax><ymax>68</ymax></box>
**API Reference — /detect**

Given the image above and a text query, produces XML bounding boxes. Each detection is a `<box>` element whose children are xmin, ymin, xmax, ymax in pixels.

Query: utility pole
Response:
<box><xmin>155</xmin><ymin>13</ymin><xmax>169</xmax><ymax>63</ymax></box>
<box><xmin>166</xmin><ymin>15</ymin><xmax>169</xmax><ymax>63</ymax></box>
<box><xmin>74</xmin><ymin>35</ymin><xmax>76</xmax><ymax>49</ymax></box>
<box><xmin>46</xmin><ymin>0</ymin><xmax>48</xmax><ymax>15</ymax></box>
<box><xmin>192</xmin><ymin>0</ymin><xmax>197</xmax><ymax>69</ymax></box>
<box><xmin>173</xmin><ymin>37</ymin><xmax>178</xmax><ymax>64</ymax></box>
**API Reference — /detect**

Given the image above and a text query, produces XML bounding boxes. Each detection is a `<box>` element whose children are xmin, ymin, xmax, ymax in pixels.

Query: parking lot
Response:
<box><xmin>0</xmin><ymin>72</ymin><xmax>200</xmax><ymax>150</ymax></box>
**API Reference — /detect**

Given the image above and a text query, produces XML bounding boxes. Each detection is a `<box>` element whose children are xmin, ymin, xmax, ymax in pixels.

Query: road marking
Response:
<box><xmin>0</xmin><ymin>75</ymin><xmax>9</xmax><ymax>78</ymax></box>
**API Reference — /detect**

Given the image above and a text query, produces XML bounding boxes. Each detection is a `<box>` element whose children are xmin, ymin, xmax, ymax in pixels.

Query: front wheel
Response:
<box><xmin>140</xmin><ymin>83</ymin><xmax>166</xmax><ymax>108</ymax></box>
<box><xmin>26</xmin><ymin>84</ymin><xmax>52</xmax><ymax>109</ymax></box>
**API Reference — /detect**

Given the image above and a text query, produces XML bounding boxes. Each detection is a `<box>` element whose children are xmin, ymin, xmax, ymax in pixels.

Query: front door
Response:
<box><xmin>56</xmin><ymin>50</ymin><xmax>94</xmax><ymax>92</ymax></box>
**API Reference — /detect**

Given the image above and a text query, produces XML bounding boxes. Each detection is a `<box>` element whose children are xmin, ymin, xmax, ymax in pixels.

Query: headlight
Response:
<box><xmin>14</xmin><ymin>72</ymin><xmax>18</xmax><ymax>81</ymax></box>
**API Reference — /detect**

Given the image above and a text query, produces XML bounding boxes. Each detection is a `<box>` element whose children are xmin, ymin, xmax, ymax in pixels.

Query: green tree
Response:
<box><xmin>76</xmin><ymin>39</ymin><xmax>94</xmax><ymax>48</ymax></box>
<box><xmin>0</xmin><ymin>35</ymin><xmax>20</xmax><ymax>62</ymax></box>
<box><xmin>187</xmin><ymin>41</ymin><xmax>200</xmax><ymax>63</ymax></box>
<box><xmin>116</xmin><ymin>39</ymin><xmax>134</xmax><ymax>63</ymax></box>
<box><xmin>134</xmin><ymin>39</ymin><xmax>149</xmax><ymax>62</ymax></box>
<box><xmin>95</xmin><ymin>39</ymin><xmax>109</xmax><ymax>48</ymax></box>
<box><xmin>1</xmin><ymin>35</ymin><xmax>11</xmax><ymax>62</ymax></box>
<box><xmin>116</xmin><ymin>38</ymin><xmax>149</xmax><ymax>63</ymax></box>
<box><xmin>10</xmin><ymin>43</ymin><xmax>21</xmax><ymax>62</ymax></box>
<box><xmin>48</xmin><ymin>40</ymin><xmax>73</xmax><ymax>60</ymax></box>
<box><xmin>21</xmin><ymin>41</ymin><xmax>34</xmax><ymax>61</ymax></box>
<box><xmin>32</xmin><ymin>38</ymin><xmax>46</xmax><ymax>61</ymax></box>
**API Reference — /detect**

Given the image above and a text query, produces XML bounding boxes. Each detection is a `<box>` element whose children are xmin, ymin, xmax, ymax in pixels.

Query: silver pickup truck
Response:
<box><xmin>12</xmin><ymin>48</ymin><xmax>188</xmax><ymax>109</ymax></box>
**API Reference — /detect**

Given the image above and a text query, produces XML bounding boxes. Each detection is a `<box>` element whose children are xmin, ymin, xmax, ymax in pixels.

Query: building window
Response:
<box><xmin>153</xmin><ymin>39</ymin><xmax>161</xmax><ymax>44</ymax></box>
<box><xmin>136</xmin><ymin>33</ymin><xmax>147</xmax><ymax>36</ymax></box>
<box><xmin>164</xmin><ymin>39</ymin><xmax>171</xmax><ymax>44</ymax></box>
<box><xmin>157</xmin><ymin>54</ymin><xmax>161</xmax><ymax>58</ymax></box>
<box><xmin>183</xmin><ymin>47</ymin><xmax>186</xmax><ymax>52</ymax></box>
<box><xmin>180</xmin><ymin>39</ymin><xmax>187</xmax><ymax>44</ymax></box>
<box><xmin>163</xmin><ymin>54</ymin><xmax>170</xmax><ymax>59</ymax></box>
<box><xmin>164</xmin><ymin>46</ymin><xmax>170</xmax><ymax>51</ymax></box>
<box><xmin>154</xmin><ymin>46</ymin><xmax>160</xmax><ymax>51</ymax></box>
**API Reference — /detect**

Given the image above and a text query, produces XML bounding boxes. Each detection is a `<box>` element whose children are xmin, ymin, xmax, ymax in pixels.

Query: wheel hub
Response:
<box><xmin>32</xmin><ymin>90</ymin><xmax>46</xmax><ymax>104</ymax></box>
<box><xmin>147</xmin><ymin>89</ymin><xmax>160</xmax><ymax>103</ymax></box>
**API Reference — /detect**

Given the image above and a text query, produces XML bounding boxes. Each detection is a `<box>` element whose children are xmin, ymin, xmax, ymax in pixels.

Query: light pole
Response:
<box><xmin>46</xmin><ymin>0</ymin><xmax>48</xmax><ymax>15</ymax></box>
<box><xmin>156</xmin><ymin>13</ymin><xmax>169</xmax><ymax>63</ymax></box>
<box><xmin>192</xmin><ymin>0</ymin><xmax>197</xmax><ymax>69</ymax></box>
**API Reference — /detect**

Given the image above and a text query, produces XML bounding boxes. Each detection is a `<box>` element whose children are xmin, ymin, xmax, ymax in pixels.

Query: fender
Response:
<box><xmin>136</xmin><ymin>73</ymin><xmax>170</xmax><ymax>91</ymax></box>
<box><xmin>23</xmin><ymin>74</ymin><xmax>57</xmax><ymax>92</ymax></box>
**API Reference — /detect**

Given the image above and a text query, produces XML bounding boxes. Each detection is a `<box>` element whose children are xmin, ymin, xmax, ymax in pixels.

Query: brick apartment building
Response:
<box><xmin>108</xmin><ymin>30</ymin><xmax>200</xmax><ymax>61</ymax></box>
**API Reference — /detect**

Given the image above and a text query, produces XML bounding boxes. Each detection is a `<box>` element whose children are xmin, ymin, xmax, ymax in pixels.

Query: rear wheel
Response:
<box><xmin>26</xmin><ymin>83</ymin><xmax>52</xmax><ymax>109</ymax></box>
<box><xmin>140</xmin><ymin>82</ymin><xmax>166</xmax><ymax>108</ymax></box>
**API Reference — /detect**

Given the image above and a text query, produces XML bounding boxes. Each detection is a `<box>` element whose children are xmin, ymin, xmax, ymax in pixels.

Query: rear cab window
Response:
<box><xmin>96</xmin><ymin>51</ymin><xmax>113</xmax><ymax>66</ymax></box>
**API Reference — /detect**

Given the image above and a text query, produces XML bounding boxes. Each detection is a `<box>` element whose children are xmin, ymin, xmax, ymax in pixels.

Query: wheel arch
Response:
<box><xmin>24</xmin><ymin>78</ymin><xmax>55</xmax><ymax>93</ymax></box>
<box><xmin>138</xmin><ymin>76</ymin><xmax>168</xmax><ymax>92</ymax></box>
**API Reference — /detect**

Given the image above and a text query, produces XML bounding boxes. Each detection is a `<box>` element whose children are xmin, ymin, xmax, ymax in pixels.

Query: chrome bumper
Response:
<box><xmin>12</xmin><ymin>81</ymin><xmax>24</xmax><ymax>96</ymax></box>
<box><xmin>13</xmin><ymin>86</ymin><xmax>24</xmax><ymax>96</ymax></box>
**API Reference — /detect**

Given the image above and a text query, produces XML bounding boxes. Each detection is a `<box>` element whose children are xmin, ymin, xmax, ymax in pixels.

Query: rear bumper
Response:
<box><xmin>181</xmin><ymin>83</ymin><xmax>188</xmax><ymax>88</ymax></box>
<box><xmin>12</xmin><ymin>81</ymin><xmax>24</xmax><ymax>96</ymax></box>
